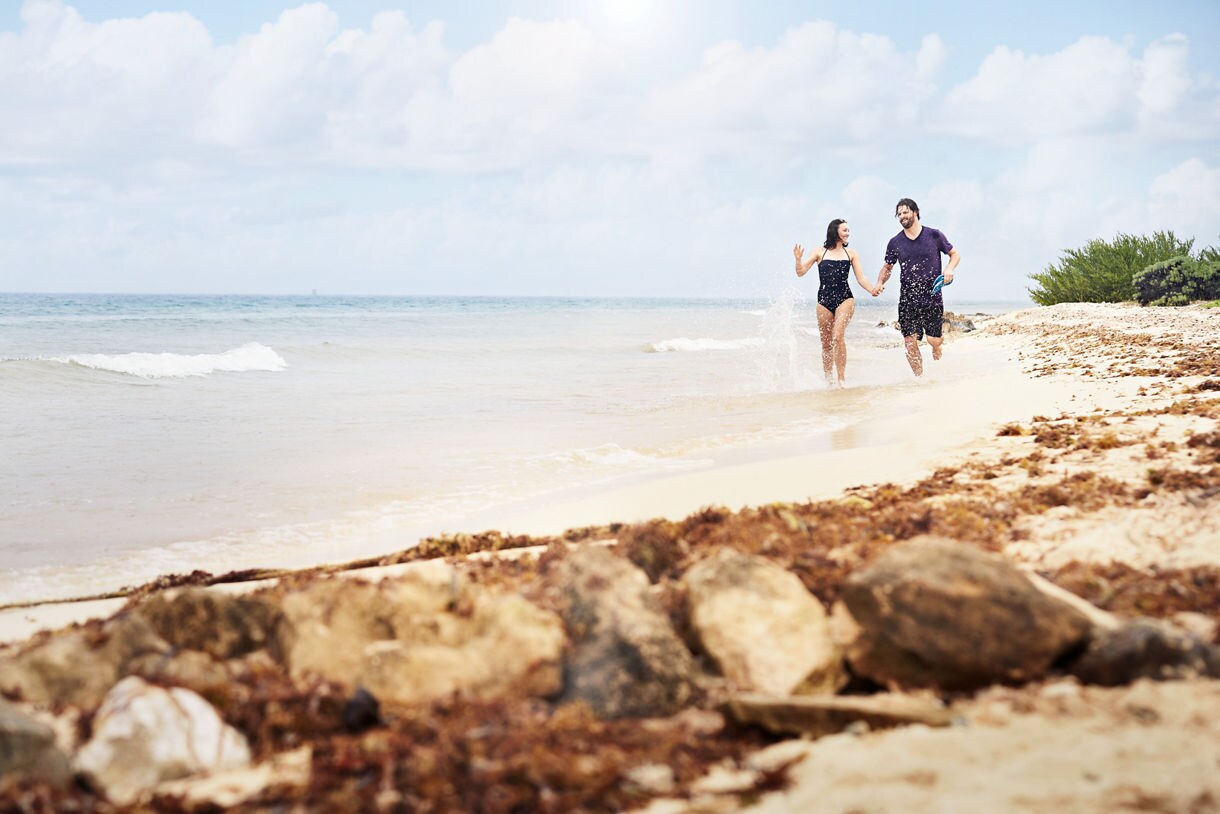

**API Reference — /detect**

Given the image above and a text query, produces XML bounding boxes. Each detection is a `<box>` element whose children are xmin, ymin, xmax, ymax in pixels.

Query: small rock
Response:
<box><xmin>744</xmin><ymin>739</ymin><xmax>812</xmax><ymax>774</ymax></box>
<box><xmin>0</xmin><ymin>697</ymin><xmax>71</xmax><ymax>787</ymax></box>
<box><xmin>1170</xmin><ymin>611</ymin><xmax>1217</xmax><ymax>642</ymax></box>
<box><xmin>690</xmin><ymin>762</ymin><xmax>760</xmax><ymax>795</ymax></box>
<box><xmin>74</xmin><ymin>676</ymin><xmax>252</xmax><ymax>805</ymax></box>
<box><xmin>1069</xmin><ymin>618</ymin><xmax>1220</xmax><ymax>686</ymax></box>
<box><xmin>624</xmin><ymin>763</ymin><xmax>677</xmax><ymax>795</ymax></box>
<box><xmin>723</xmin><ymin>691</ymin><xmax>952</xmax><ymax>738</ymax></box>
<box><xmin>342</xmin><ymin>687</ymin><xmax>381</xmax><ymax>733</ymax></box>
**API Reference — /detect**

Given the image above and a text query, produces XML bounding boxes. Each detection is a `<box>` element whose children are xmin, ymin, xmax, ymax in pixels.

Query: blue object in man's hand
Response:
<box><xmin>932</xmin><ymin>274</ymin><xmax>952</xmax><ymax>295</ymax></box>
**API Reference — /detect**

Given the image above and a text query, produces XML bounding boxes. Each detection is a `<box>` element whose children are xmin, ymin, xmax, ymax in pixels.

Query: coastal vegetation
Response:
<box><xmin>1027</xmin><ymin>231</ymin><xmax>1219</xmax><ymax>306</ymax></box>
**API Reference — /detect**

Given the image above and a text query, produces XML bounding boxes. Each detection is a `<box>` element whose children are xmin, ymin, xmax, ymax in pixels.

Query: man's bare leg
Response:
<box><xmin>904</xmin><ymin>335</ymin><xmax>924</xmax><ymax>376</ymax></box>
<box><xmin>929</xmin><ymin>335</ymin><xmax>943</xmax><ymax>361</ymax></box>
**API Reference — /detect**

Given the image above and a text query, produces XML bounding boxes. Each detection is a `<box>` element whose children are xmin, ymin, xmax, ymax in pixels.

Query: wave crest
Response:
<box><xmin>53</xmin><ymin>343</ymin><xmax>287</xmax><ymax>378</ymax></box>
<box><xmin>644</xmin><ymin>337</ymin><xmax>764</xmax><ymax>353</ymax></box>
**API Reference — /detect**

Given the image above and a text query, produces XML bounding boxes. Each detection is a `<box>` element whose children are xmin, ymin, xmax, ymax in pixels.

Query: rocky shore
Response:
<box><xmin>1</xmin><ymin>302</ymin><xmax>1218</xmax><ymax>812</ymax></box>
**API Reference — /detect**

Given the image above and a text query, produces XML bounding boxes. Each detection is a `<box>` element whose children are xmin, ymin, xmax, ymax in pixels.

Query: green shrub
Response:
<box><xmin>1133</xmin><ymin>255</ymin><xmax>1220</xmax><ymax>306</ymax></box>
<box><xmin>1028</xmin><ymin>231</ymin><xmax>1195</xmax><ymax>305</ymax></box>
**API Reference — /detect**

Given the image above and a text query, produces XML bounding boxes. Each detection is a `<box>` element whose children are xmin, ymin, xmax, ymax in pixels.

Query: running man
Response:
<box><xmin>874</xmin><ymin>198</ymin><xmax>962</xmax><ymax>376</ymax></box>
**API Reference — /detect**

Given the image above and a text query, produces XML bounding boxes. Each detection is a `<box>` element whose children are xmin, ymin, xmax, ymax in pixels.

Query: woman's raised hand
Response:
<box><xmin>793</xmin><ymin>243</ymin><xmax>804</xmax><ymax>261</ymax></box>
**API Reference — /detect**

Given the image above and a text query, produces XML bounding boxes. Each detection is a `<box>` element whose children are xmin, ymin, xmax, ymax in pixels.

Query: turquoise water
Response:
<box><xmin>0</xmin><ymin>292</ymin><xmax>1029</xmax><ymax>602</ymax></box>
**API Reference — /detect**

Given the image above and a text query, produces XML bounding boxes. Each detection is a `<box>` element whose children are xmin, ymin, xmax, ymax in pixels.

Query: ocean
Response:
<box><xmin>0</xmin><ymin>291</ymin><xmax>1030</xmax><ymax>604</ymax></box>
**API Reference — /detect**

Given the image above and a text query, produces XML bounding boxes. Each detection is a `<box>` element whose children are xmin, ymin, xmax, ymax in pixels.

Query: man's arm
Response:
<box><xmin>943</xmin><ymin>248</ymin><xmax>961</xmax><ymax>283</ymax></box>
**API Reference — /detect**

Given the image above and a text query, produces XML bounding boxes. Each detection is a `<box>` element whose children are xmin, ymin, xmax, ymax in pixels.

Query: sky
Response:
<box><xmin>1</xmin><ymin>1</ymin><xmax>1217</xmax><ymax>300</ymax></box>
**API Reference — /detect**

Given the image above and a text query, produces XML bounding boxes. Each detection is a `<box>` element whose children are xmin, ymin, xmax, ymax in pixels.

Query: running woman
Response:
<box><xmin>795</xmin><ymin>218</ymin><xmax>880</xmax><ymax>387</ymax></box>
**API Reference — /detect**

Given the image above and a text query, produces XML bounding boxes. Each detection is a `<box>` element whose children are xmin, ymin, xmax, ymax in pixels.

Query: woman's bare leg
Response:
<box><xmin>832</xmin><ymin>299</ymin><xmax>855</xmax><ymax>385</ymax></box>
<box><xmin>816</xmin><ymin>304</ymin><xmax>835</xmax><ymax>384</ymax></box>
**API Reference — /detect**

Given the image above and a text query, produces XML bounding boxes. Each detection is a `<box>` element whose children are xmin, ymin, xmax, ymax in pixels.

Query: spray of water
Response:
<box><xmin>749</xmin><ymin>284</ymin><xmax>820</xmax><ymax>393</ymax></box>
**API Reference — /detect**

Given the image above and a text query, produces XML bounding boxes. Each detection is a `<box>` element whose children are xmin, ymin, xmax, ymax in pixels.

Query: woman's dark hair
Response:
<box><xmin>894</xmin><ymin>197</ymin><xmax>920</xmax><ymax>218</ymax></box>
<box><xmin>823</xmin><ymin>218</ymin><xmax>847</xmax><ymax>249</ymax></box>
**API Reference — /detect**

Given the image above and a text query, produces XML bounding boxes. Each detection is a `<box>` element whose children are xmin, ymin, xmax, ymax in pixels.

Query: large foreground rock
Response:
<box><xmin>276</xmin><ymin>569</ymin><xmax>565</xmax><ymax>706</ymax></box>
<box><xmin>74</xmin><ymin>676</ymin><xmax>251</xmax><ymax>805</ymax></box>
<box><xmin>559</xmin><ymin>546</ymin><xmax>695</xmax><ymax>718</ymax></box>
<box><xmin>838</xmin><ymin>537</ymin><xmax>1093</xmax><ymax>690</ymax></box>
<box><xmin>0</xmin><ymin>698</ymin><xmax>71</xmax><ymax>787</ymax></box>
<box><xmin>684</xmin><ymin>551</ymin><xmax>843</xmax><ymax>695</ymax></box>
<box><xmin>0</xmin><ymin>614</ymin><xmax>169</xmax><ymax>708</ymax></box>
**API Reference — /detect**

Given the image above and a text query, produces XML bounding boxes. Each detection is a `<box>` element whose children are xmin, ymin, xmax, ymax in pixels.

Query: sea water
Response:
<box><xmin>0</xmin><ymin>291</ymin><xmax>1028</xmax><ymax>604</ymax></box>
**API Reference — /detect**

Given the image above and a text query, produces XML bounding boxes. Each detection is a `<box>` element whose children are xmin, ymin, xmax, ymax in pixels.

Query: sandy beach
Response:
<box><xmin>2</xmin><ymin>301</ymin><xmax>1218</xmax><ymax>812</ymax></box>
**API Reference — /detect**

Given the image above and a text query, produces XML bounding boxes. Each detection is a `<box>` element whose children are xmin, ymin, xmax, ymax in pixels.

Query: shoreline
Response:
<box><xmin>3</xmin><ymin>311</ymin><xmax>1067</xmax><ymax>638</ymax></box>
<box><xmin>1</xmin><ymin>304</ymin><xmax>1195</xmax><ymax>637</ymax></box>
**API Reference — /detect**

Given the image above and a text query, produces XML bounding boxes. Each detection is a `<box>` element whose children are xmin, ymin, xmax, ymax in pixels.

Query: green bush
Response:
<box><xmin>1028</xmin><ymin>231</ymin><xmax>1195</xmax><ymax>305</ymax></box>
<box><xmin>1133</xmin><ymin>255</ymin><xmax>1220</xmax><ymax>306</ymax></box>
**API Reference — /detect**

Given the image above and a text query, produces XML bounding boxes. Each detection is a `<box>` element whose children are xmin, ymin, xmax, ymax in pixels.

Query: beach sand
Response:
<box><xmin>2</xmin><ymin>302</ymin><xmax>1218</xmax><ymax>811</ymax></box>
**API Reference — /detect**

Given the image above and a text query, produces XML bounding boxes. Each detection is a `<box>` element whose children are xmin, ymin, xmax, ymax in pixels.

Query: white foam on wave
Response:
<box><xmin>532</xmin><ymin>442</ymin><xmax>711</xmax><ymax>472</ymax></box>
<box><xmin>644</xmin><ymin>337</ymin><xmax>765</xmax><ymax>353</ymax></box>
<box><xmin>52</xmin><ymin>342</ymin><xmax>287</xmax><ymax>378</ymax></box>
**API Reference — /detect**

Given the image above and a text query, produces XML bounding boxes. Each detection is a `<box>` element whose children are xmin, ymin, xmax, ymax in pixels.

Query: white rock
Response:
<box><xmin>685</xmin><ymin>551</ymin><xmax>843</xmax><ymax>695</ymax></box>
<box><xmin>74</xmin><ymin>676</ymin><xmax>252</xmax><ymax>805</ymax></box>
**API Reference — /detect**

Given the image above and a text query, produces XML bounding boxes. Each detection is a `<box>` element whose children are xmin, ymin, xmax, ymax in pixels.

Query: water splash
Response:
<box><xmin>749</xmin><ymin>285</ymin><xmax>819</xmax><ymax>393</ymax></box>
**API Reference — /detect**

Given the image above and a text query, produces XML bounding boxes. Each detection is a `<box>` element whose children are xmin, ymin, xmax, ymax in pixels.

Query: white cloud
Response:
<box><xmin>397</xmin><ymin>18</ymin><xmax>629</xmax><ymax>171</ymax></box>
<box><xmin>1148</xmin><ymin>158</ymin><xmax>1220</xmax><ymax>246</ymax></box>
<box><xmin>0</xmin><ymin>0</ymin><xmax>214</xmax><ymax>162</ymax></box>
<box><xmin>643</xmin><ymin>22</ymin><xmax>945</xmax><ymax>162</ymax></box>
<box><xmin>941</xmin><ymin>34</ymin><xmax>1218</xmax><ymax>143</ymax></box>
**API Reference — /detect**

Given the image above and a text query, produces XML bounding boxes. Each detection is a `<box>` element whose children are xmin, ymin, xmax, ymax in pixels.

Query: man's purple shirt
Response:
<box><xmin>885</xmin><ymin>227</ymin><xmax>954</xmax><ymax>290</ymax></box>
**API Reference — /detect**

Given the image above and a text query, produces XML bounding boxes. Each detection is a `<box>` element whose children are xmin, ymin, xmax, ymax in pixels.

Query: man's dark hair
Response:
<box><xmin>895</xmin><ymin>198</ymin><xmax>920</xmax><ymax>218</ymax></box>
<box><xmin>823</xmin><ymin>218</ymin><xmax>847</xmax><ymax>250</ymax></box>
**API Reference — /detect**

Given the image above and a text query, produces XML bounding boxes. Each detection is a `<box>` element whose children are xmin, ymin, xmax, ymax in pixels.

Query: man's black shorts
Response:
<box><xmin>898</xmin><ymin>292</ymin><xmax>943</xmax><ymax>340</ymax></box>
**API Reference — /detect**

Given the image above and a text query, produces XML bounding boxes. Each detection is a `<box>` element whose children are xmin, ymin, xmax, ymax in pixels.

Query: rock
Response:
<box><xmin>126</xmin><ymin>649</ymin><xmax>233</xmax><ymax>698</ymax></box>
<box><xmin>1170</xmin><ymin>611</ymin><xmax>1218</xmax><ymax>642</ymax></box>
<box><xmin>723</xmin><ymin>692</ymin><xmax>952</xmax><ymax>738</ymax></box>
<box><xmin>684</xmin><ymin>551</ymin><xmax>843</xmax><ymax>695</ymax></box>
<box><xmin>943</xmin><ymin>311</ymin><xmax>976</xmax><ymax>333</ymax></box>
<box><xmin>276</xmin><ymin>571</ymin><xmax>565</xmax><ymax>706</ymax></box>
<box><xmin>74</xmin><ymin>676</ymin><xmax>252</xmax><ymax>805</ymax></box>
<box><xmin>342</xmin><ymin>687</ymin><xmax>381</xmax><ymax>733</ymax></box>
<box><xmin>0</xmin><ymin>613</ymin><xmax>169</xmax><ymax>708</ymax></box>
<box><xmin>135</xmin><ymin>587</ymin><xmax>282</xmax><ymax>660</ymax></box>
<box><xmin>153</xmin><ymin>746</ymin><xmax>311</xmax><ymax>809</ymax></box>
<box><xmin>1069</xmin><ymin>618</ymin><xmax>1220</xmax><ymax>686</ymax></box>
<box><xmin>689</xmin><ymin>762</ymin><xmax>760</xmax><ymax>795</ymax></box>
<box><xmin>559</xmin><ymin>546</ymin><xmax>695</xmax><ymax>718</ymax></box>
<box><xmin>838</xmin><ymin>537</ymin><xmax>1093</xmax><ymax>690</ymax></box>
<box><xmin>1020</xmin><ymin>569</ymin><xmax>1120</xmax><ymax>632</ymax></box>
<box><xmin>0</xmin><ymin>697</ymin><xmax>71</xmax><ymax>787</ymax></box>
<box><xmin>624</xmin><ymin>763</ymin><xmax>677</xmax><ymax>795</ymax></box>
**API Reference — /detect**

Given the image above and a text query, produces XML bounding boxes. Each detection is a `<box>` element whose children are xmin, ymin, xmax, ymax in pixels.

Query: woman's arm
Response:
<box><xmin>849</xmin><ymin>249</ymin><xmax>879</xmax><ymax>295</ymax></box>
<box><xmin>794</xmin><ymin>244</ymin><xmax>822</xmax><ymax>276</ymax></box>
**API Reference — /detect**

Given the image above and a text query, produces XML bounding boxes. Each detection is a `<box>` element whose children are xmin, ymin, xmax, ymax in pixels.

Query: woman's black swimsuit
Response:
<box><xmin>817</xmin><ymin>253</ymin><xmax>853</xmax><ymax>313</ymax></box>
